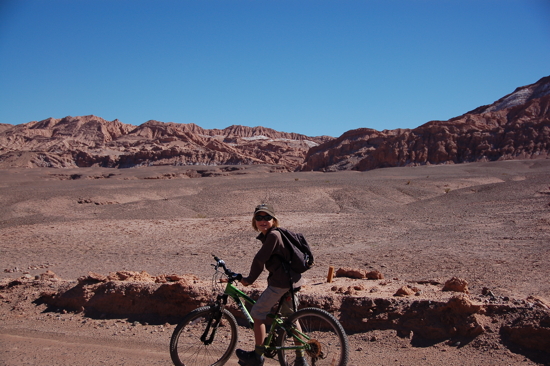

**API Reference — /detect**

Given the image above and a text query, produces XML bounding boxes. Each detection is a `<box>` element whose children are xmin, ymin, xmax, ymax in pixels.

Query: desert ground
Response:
<box><xmin>1</xmin><ymin>159</ymin><xmax>549</xmax><ymax>365</ymax></box>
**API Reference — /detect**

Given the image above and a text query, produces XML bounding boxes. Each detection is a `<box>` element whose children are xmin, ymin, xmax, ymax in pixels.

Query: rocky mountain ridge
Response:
<box><xmin>1</xmin><ymin>76</ymin><xmax>548</xmax><ymax>171</ymax></box>
<box><xmin>301</xmin><ymin>76</ymin><xmax>550</xmax><ymax>171</ymax></box>
<box><xmin>0</xmin><ymin>116</ymin><xmax>331</xmax><ymax>170</ymax></box>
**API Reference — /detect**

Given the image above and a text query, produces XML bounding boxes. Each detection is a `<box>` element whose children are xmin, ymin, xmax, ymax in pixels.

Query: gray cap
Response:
<box><xmin>254</xmin><ymin>203</ymin><xmax>276</xmax><ymax>218</ymax></box>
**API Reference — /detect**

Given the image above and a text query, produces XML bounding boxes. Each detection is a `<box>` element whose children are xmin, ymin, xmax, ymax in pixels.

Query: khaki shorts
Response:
<box><xmin>250</xmin><ymin>285</ymin><xmax>299</xmax><ymax>320</ymax></box>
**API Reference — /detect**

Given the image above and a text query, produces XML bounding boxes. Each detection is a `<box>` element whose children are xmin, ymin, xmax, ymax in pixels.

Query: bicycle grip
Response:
<box><xmin>230</xmin><ymin>273</ymin><xmax>242</xmax><ymax>281</ymax></box>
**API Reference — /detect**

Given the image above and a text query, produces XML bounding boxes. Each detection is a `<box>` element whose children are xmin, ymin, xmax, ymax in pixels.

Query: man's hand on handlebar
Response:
<box><xmin>219</xmin><ymin>272</ymin><xmax>243</xmax><ymax>283</ymax></box>
<box><xmin>212</xmin><ymin>255</ymin><xmax>245</xmax><ymax>284</ymax></box>
<box><xmin>240</xmin><ymin>277</ymin><xmax>251</xmax><ymax>286</ymax></box>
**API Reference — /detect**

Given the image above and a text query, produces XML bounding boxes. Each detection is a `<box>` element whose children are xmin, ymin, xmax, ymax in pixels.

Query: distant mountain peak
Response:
<box><xmin>0</xmin><ymin>117</ymin><xmax>330</xmax><ymax>169</ymax></box>
<box><xmin>473</xmin><ymin>75</ymin><xmax>550</xmax><ymax>114</ymax></box>
<box><xmin>300</xmin><ymin>76</ymin><xmax>550</xmax><ymax>171</ymax></box>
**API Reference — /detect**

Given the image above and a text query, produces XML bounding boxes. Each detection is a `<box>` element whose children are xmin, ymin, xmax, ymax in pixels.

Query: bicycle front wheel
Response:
<box><xmin>170</xmin><ymin>305</ymin><xmax>239</xmax><ymax>366</ymax></box>
<box><xmin>277</xmin><ymin>307</ymin><xmax>349</xmax><ymax>366</ymax></box>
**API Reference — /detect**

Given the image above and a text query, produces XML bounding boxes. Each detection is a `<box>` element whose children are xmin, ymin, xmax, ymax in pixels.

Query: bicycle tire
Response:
<box><xmin>170</xmin><ymin>305</ymin><xmax>239</xmax><ymax>366</ymax></box>
<box><xmin>276</xmin><ymin>307</ymin><xmax>349</xmax><ymax>366</ymax></box>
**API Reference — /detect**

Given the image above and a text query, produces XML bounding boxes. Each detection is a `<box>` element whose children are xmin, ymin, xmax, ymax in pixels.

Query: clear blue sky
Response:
<box><xmin>1</xmin><ymin>0</ymin><xmax>549</xmax><ymax>137</ymax></box>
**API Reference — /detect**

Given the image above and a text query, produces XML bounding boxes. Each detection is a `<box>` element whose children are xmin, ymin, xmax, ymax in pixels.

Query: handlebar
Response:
<box><xmin>213</xmin><ymin>255</ymin><xmax>242</xmax><ymax>282</ymax></box>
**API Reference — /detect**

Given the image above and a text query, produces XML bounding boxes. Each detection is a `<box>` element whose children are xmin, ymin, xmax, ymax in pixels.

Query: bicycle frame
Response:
<box><xmin>221</xmin><ymin>281</ymin><xmax>256</xmax><ymax>328</ymax></box>
<box><xmin>218</xmin><ymin>281</ymin><xmax>310</xmax><ymax>353</ymax></box>
<box><xmin>171</xmin><ymin>256</ymin><xmax>348</xmax><ymax>366</ymax></box>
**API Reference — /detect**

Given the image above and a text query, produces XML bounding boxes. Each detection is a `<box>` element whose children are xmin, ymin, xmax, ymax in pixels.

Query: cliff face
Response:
<box><xmin>0</xmin><ymin>116</ymin><xmax>331</xmax><ymax>169</ymax></box>
<box><xmin>2</xmin><ymin>76</ymin><xmax>549</xmax><ymax>171</ymax></box>
<box><xmin>300</xmin><ymin>76</ymin><xmax>550</xmax><ymax>171</ymax></box>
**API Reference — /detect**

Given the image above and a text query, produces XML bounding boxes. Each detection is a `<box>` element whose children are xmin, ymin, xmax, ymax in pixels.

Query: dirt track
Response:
<box><xmin>1</xmin><ymin>160</ymin><xmax>549</xmax><ymax>365</ymax></box>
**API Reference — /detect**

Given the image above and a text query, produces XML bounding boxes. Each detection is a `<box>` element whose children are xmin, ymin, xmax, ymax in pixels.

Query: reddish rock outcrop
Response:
<box><xmin>394</xmin><ymin>286</ymin><xmax>416</xmax><ymax>297</ymax></box>
<box><xmin>3</xmin><ymin>271</ymin><xmax>549</xmax><ymax>356</ymax></box>
<box><xmin>0</xmin><ymin>116</ymin><xmax>331</xmax><ymax>169</ymax></box>
<box><xmin>2</xmin><ymin>76</ymin><xmax>549</xmax><ymax>171</ymax></box>
<box><xmin>335</xmin><ymin>267</ymin><xmax>384</xmax><ymax>280</ymax></box>
<box><xmin>300</xmin><ymin>76</ymin><xmax>550</xmax><ymax>171</ymax></box>
<box><xmin>443</xmin><ymin>277</ymin><xmax>470</xmax><ymax>293</ymax></box>
<box><xmin>501</xmin><ymin>311</ymin><xmax>550</xmax><ymax>353</ymax></box>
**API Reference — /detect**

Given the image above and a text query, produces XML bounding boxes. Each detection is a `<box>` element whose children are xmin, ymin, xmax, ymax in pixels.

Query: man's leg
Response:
<box><xmin>253</xmin><ymin>317</ymin><xmax>266</xmax><ymax>347</ymax></box>
<box><xmin>237</xmin><ymin>286</ymin><xmax>289</xmax><ymax>365</ymax></box>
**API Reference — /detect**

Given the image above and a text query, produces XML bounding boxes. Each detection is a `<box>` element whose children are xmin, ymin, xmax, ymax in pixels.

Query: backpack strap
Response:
<box><xmin>274</xmin><ymin>228</ymin><xmax>302</xmax><ymax>311</ymax></box>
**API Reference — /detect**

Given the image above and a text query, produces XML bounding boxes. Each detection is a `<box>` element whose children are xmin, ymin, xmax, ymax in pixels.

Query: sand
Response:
<box><xmin>1</xmin><ymin>159</ymin><xmax>549</xmax><ymax>365</ymax></box>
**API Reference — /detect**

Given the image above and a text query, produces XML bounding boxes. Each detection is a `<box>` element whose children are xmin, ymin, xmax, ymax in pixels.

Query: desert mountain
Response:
<box><xmin>300</xmin><ymin>76</ymin><xmax>550</xmax><ymax>171</ymax></box>
<box><xmin>0</xmin><ymin>116</ymin><xmax>331</xmax><ymax>170</ymax></box>
<box><xmin>1</xmin><ymin>76</ymin><xmax>548</xmax><ymax>171</ymax></box>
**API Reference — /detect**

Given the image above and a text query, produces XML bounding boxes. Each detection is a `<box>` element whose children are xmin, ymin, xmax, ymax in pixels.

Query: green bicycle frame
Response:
<box><xmin>222</xmin><ymin>281</ymin><xmax>311</xmax><ymax>352</ymax></box>
<box><xmin>223</xmin><ymin>281</ymin><xmax>256</xmax><ymax>328</ymax></box>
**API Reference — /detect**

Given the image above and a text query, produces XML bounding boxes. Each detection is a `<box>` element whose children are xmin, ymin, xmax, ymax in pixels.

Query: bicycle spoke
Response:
<box><xmin>170</xmin><ymin>306</ymin><xmax>238</xmax><ymax>366</ymax></box>
<box><xmin>277</xmin><ymin>308</ymin><xmax>348</xmax><ymax>366</ymax></box>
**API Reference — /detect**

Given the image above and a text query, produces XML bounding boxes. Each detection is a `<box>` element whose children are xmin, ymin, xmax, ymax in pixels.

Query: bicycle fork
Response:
<box><xmin>200</xmin><ymin>306</ymin><xmax>224</xmax><ymax>345</ymax></box>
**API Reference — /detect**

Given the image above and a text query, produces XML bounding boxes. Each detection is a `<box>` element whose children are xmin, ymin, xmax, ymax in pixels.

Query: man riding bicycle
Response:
<box><xmin>236</xmin><ymin>203</ymin><xmax>307</xmax><ymax>366</ymax></box>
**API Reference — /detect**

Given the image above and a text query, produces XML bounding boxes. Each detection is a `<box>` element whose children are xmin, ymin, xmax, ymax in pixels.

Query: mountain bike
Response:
<box><xmin>170</xmin><ymin>255</ymin><xmax>349</xmax><ymax>366</ymax></box>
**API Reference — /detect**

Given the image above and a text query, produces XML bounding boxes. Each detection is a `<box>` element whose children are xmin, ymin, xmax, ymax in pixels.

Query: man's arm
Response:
<box><xmin>242</xmin><ymin>232</ymin><xmax>278</xmax><ymax>285</ymax></box>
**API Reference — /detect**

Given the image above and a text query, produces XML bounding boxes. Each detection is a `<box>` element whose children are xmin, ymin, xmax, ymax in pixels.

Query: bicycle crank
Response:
<box><xmin>305</xmin><ymin>339</ymin><xmax>323</xmax><ymax>359</ymax></box>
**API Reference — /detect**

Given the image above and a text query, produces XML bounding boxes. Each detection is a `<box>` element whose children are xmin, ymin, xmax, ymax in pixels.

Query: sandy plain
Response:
<box><xmin>0</xmin><ymin>159</ymin><xmax>549</xmax><ymax>365</ymax></box>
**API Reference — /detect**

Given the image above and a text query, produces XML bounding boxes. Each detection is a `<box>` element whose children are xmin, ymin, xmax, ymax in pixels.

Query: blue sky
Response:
<box><xmin>1</xmin><ymin>0</ymin><xmax>549</xmax><ymax>137</ymax></box>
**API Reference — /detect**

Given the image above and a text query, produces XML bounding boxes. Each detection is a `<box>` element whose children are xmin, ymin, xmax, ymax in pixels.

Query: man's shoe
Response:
<box><xmin>294</xmin><ymin>356</ymin><xmax>310</xmax><ymax>366</ymax></box>
<box><xmin>236</xmin><ymin>349</ymin><xmax>265</xmax><ymax>366</ymax></box>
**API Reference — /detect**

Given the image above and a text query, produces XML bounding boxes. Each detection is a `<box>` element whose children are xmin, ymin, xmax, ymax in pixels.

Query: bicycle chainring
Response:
<box><xmin>263</xmin><ymin>336</ymin><xmax>278</xmax><ymax>358</ymax></box>
<box><xmin>305</xmin><ymin>339</ymin><xmax>323</xmax><ymax>359</ymax></box>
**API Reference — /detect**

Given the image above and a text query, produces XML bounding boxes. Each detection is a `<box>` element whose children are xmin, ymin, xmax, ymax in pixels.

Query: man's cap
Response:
<box><xmin>254</xmin><ymin>203</ymin><xmax>276</xmax><ymax>218</ymax></box>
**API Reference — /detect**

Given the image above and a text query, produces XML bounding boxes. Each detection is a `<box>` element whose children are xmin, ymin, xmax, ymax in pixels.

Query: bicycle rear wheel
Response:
<box><xmin>170</xmin><ymin>305</ymin><xmax>238</xmax><ymax>366</ymax></box>
<box><xmin>276</xmin><ymin>307</ymin><xmax>349</xmax><ymax>366</ymax></box>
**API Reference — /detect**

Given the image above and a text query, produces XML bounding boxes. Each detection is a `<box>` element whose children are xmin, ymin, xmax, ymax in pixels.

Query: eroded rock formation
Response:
<box><xmin>2</xmin><ymin>76</ymin><xmax>549</xmax><ymax>171</ymax></box>
<box><xmin>3</xmin><ymin>271</ymin><xmax>548</xmax><ymax>355</ymax></box>
<box><xmin>300</xmin><ymin>76</ymin><xmax>550</xmax><ymax>171</ymax></box>
<box><xmin>0</xmin><ymin>116</ymin><xmax>331</xmax><ymax>169</ymax></box>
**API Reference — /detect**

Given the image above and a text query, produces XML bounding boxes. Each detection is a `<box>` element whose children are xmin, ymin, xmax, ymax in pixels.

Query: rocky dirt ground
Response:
<box><xmin>1</xmin><ymin>159</ymin><xmax>549</xmax><ymax>365</ymax></box>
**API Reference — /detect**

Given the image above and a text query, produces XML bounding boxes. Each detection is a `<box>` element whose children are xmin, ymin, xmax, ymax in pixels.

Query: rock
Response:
<box><xmin>365</xmin><ymin>270</ymin><xmax>384</xmax><ymax>280</ymax></box>
<box><xmin>79</xmin><ymin>272</ymin><xmax>108</xmax><ymax>284</ymax></box>
<box><xmin>0</xmin><ymin>116</ymin><xmax>331</xmax><ymax>170</ymax></box>
<box><xmin>334</xmin><ymin>267</ymin><xmax>383</xmax><ymax>280</ymax></box>
<box><xmin>37</xmin><ymin>270</ymin><xmax>60</xmax><ymax>281</ymax></box>
<box><xmin>300</xmin><ymin>76</ymin><xmax>550</xmax><ymax>171</ymax></box>
<box><xmin>106</xmin><ymin>270</ymin><xmax>152</xmax><ymax>282</ymax></box>
<box><xmin>335</xmin><ymin>267</ymin><xmax>366</xmax><ymax>279</ymax></box>
<box><xmin>2</xmin><ymin>76</ymin><xmax>549</xmax><ymax>172</ymax></box>
<box><xmin>501</xmin><ymin>309</ymin><xmax>550</xmax><ymax>353</ymax></box>
<box><xmin>394</xmin><ymin>286</ymin><xmax>415</xmax><ymax>297</ymax></box>
<box><xmin>443</xmin><ymin>277</ymin><xmax>469</xmax><ymax>293</ymax></box>
<box><xmin>444</xmin><ymin>293</ymin><xmax>481</xmax><ymax>314</ymax></box>
<box><xmin>6</xmin><ymin>269</ymin><xmax>549</xmax><ymax>356</ymax></box>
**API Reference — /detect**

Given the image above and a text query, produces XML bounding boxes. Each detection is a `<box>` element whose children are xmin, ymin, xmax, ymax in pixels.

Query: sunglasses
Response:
<box><xmin>255</xmin><ymin>214</ymin><xmax>274</xmax><ymax>221</ymax></box>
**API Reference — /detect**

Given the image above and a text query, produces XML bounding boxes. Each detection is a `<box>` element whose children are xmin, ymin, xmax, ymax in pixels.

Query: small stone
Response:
<box><xmin>394</xmin><ymin>286</ymin><xmax>415</xmax><ymax>297</ymax></box>
<box><xmin>442</xmin><ymin>277</ymin><xmax>469</xmax><ymax>293</ymax></box>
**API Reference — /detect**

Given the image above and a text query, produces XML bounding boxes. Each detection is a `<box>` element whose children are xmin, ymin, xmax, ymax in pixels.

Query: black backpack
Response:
<box><xmin>275</xmin><ymin>228</ymin><xmax>315</xmax><ymax>274</ymax></box>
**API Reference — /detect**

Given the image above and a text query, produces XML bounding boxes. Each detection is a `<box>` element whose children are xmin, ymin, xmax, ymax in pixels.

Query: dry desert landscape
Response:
<box><xmin>1</xmin><ymin>159</ymin><xmax>549</xmax><ymax>365</ymax></box>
